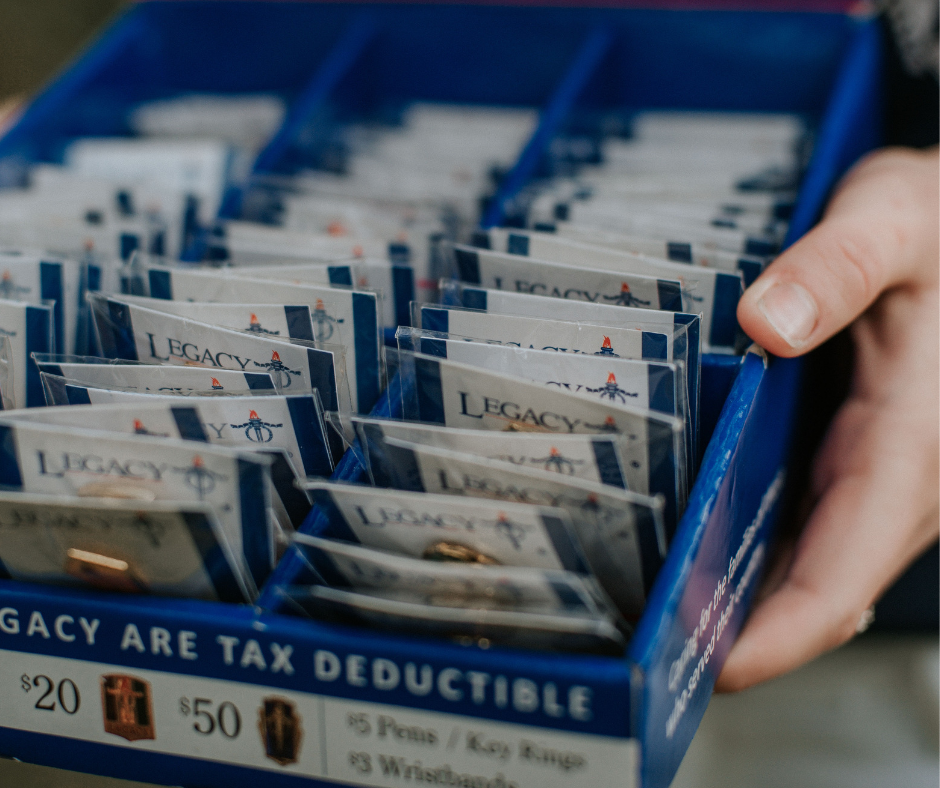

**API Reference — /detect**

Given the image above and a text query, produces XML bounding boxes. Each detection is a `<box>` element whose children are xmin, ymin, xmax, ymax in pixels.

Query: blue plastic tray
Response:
<box><xmin>0</xmin><ymin>4</ymin><xmax>882</xmax><ymax>787</ymax></box>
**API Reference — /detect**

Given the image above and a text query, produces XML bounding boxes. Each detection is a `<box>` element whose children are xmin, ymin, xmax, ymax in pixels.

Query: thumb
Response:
<box><xmin>737</xmin><ymin>147</ymin><xmax>938</xmax><ymax>358</ymax></box>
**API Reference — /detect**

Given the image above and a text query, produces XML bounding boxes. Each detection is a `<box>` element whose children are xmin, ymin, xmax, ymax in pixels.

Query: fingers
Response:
<box><xmin>737</xmin><ymin>147</ymin><xmax>939</xmax><ymax>357</ymax></box>
<box><xmin>715</xmin><ymin>440</ymin><xmax>938</xmax><ymax>693</ymax></box>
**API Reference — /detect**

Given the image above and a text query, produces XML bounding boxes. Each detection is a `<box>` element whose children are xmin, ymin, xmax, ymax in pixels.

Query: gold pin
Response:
<box><xmin>423</xmin><ymin>541</ymin><xmax>499</xmax><ymax>565</ymax></box>
<box><xmin>65</xmin><ymin>547</ymin><xmax>146</xmax><ymax>593</ymax></box>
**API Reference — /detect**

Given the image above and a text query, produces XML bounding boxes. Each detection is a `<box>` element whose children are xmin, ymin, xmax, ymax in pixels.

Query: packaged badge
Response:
<box><xmin>350</xmin><ymin>416</ymin><xmax>630</xmax><ymax>488</ymax></box>
<box><xmin>32</xmin><ymin>354</ymin><xmax>275</xmax><ymax>394</ymax></box>
<box><xmin>462</xmin><ymin>233</ymin><xmax>743</xmax><ymax>352</ymax></box>
<box><xmin>363</xmin><ymin>437</ymin><xmax>666</xmax><ymax>617</ymax></box>
<box><xmin>289</xmin><ymin>532</ymin><xmax>615</xmax><ymax>621</ymax></box>
<box><xmin>141</xmin><ymin>264</ymin><xmax>380</xmax><ymax>413</ymax></box>
<box><xmin>301</xmin><ymin>482</ymin><xmax>590</xmax><ymax>573</ymax></box>
<box><xmin>397</xmin><ymin>329</ymin><xmax>691</xmax><ymax>465</ymax></box>
<box><xmin>0</xmin><ymin>418</ymin><xmax>275</xmax><ymax>589</ymax></box>
<box><xmin>89</xmin><ymin>294</ymin><xmax>351</xmax><ymax>422</ymax></box>
<box><xmin>493</xmin><ymin>225</ymin><xmax>767</xmax><ymax>286</ymax></box>
<box><xmin>394</xmin><ymin>348</ymin><xmax>685</xmax><ymax>525</ymax></box>
<box><xmin>0</xmin><ymin>298</ymin><xmax>54</xmax><ymax>408</ymax></box>
<box><xmin>278</xmin><ymin>583</ymin><xmax>625</xmax><ymax>653</ymax></box>
<box><xmin>451</xmin><ymin>244</ymin><xmax>684</xmax><ymax>313</ymax></box>
<box><xmin>0</xmin><ymin>493</ymin><xmax>250</xmax><ymax>602</ymax></box>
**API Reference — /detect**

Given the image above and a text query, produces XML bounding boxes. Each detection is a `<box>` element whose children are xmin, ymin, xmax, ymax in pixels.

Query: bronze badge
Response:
<box><xmin>258</xmin><ymin>696</ymin><xmax>303</xmax><ymax>766</ymax></box>
<box><xmin>100</xmin><ymin>674</ymin><xmax>155</xmax><ymax>741</ymax></box>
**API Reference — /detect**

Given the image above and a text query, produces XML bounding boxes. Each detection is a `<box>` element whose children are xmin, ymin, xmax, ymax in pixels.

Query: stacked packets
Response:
<box><xmin>0</xmin><ymin>99</ymin><xmax>805</xmax><ymax>656</ymax></box>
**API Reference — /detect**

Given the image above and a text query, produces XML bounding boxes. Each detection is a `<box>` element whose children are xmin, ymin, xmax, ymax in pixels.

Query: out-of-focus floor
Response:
<box><xmin>1</xmin><ymin>633</ymin><xmax>936</xmax><ymax>788</ymax></box>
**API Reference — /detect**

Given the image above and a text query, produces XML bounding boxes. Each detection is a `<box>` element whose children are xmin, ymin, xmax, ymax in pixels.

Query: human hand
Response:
<box><xmin>716</xmin><ymin>146</ymin><xmax>939</xmax><ymax>692</ymax></box>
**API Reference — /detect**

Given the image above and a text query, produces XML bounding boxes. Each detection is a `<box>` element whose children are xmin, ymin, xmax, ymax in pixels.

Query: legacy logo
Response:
<box><xmin>586</xmin><ymin>373</ymin><xmax>638</xmax><ymax>404</ymax></box>
<box><xmin>253</xmin><ymin>351</ymin><xmax>301</xmax><ymax>389</ymax></box>
<box><xmin>245</xmin><ymin>313</ymin><xmax>280</xmax><ymax>336</ymax></box>
<box><xmin>0</xmin><ymin>271</ymin><xmax>30</xmax><ymax>299</ymax></box>
<box><xmin>532</xmin><ymin>447</ymin><xmax>584</xmax><ymax>475</ymax></box>
<box><xmin>604</xmin><ymin>283</ymin><xmax>650</xmax><ymax>308</ymax></box>
<box><xmin>37</xmin><ymin>452</ymin><xmax>170</xmax><ymax>480</ymax></box>
<box><xmin>458</xmin><ymin>392</ymin><xmax>587</xmax><ymax>433</ymax></box>
<box><xmin>311</xmin><ymin>298</ymin><xmax>344</xmax><ymax>341</ymax></box>
<box><xmin>230</xmin><ymin>410</ymin><xmax>283</xmax><ymax>443</ymax></box>
<box><xmin>210</xmin><ymin>377</ymin><xmax>223</xmax><ymax>390</ymax></box>
<box><xmin>133</xmin><ymin>419</ymin><xmax>169</xmax><ymax>437</ymax></box>
<box><xmin>175</xmin><ymin>455</ymin><xmax>227</xmax><ymax>500</ymax></box>
<box><xmin>593</xmin><ymin>336</ymin><xmax>619</xmax><ymax>357</ymax></box>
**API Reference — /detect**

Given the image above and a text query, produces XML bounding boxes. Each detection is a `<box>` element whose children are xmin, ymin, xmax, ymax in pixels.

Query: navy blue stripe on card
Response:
<box><xmin>285</xmin><ymin>306</ymin><xmax>314</xmax><ymax>341</ymax></box>
<box><xmin>25</xmin><ymin>305</ymin><xmax>52</xmax><ymax>408</ymax></box>
<box><xmin>647</xmin><ymin>364</ymin><xmax>676</xmax><ymax>416</ymax></box>
<box><xmin>352</xmin><ymin>292</ymin><xmax>380</xmax><ymax>414</ymax></box>
<box><xmin>709</xmin><ymin>272</ymin><xmax>743</xmax><ymax>349</ymax></box>
<box><xmin>380</xmin><ymin>440</ymin><xmax>425</xmax><ymax>493</ymax></box>
<box><xmin>591</xmin><ymin>438</ymin><xmax>625</xmax><ymax>489</ymax></box>
<box><xmin>246</xmin><ymin>372</ymin><xmax>275</xmax><ymax>390</ymax></box>
<box><xmin>65</xmin><ymin>385</ymin><xmax>92</xmax><ymax>405</ymax></box>
<box><xmin>420</xmin><ymin>307</ymin><xmax>449</xmax><ymax>333</ymax></box>
<box><xmin>39</xmin><ymin>262</ymin><xmax>64</xmax><ymax>354</ymax></box>
<box><xmin>647</xmin><ymin>420</ymin><xmax>679</xmax><ymax>540</ymax></box>
<box><xmin>460</xmin><ymin>287</ymin><xmax>488</xmax><ymax>311</ymax></box>
<box><xmin>182</xmin><ymin>511</ymin><xmax>247</xmax><ymax>603</ymax></box>
<box><xmin>40</xmin><ymin>374</ymin><xmax>67</xmax><ymax>405</ymax></box>
<box><xmin>454</xmin><ymin>248</ymin><xmax>481</xmax><ymax>284</ymax></box>
<box><xmin>148</xmin><ymin>269</ymin><xmax>172</xmax><ymax>300</ymax></box>
<box><xmin>666</xmin><ymin>242</ymin><xmax>693</xmax><ymax>263</ymax></box>
<box><xmin>105</xmin><ymin>300</ymin><xmax>138</xmax><ymax>361</ymax></box>
<box><xmin>392</xmin><ymin>265</ymin><xmax>416</xmax><ymax>329</ymax></box>
<box><xmin>635</xmin><ymin>505</ymin><xmax>666</xmax><ymax>596</ymax></box>
<box><xmin>418</xmin><ymin>338</ymin><xmax>447</xmax><ymax>358</ymax></box>
<box><xmin>641</xmin><ymin>331</ymin><xmax>668</xmax><ymax>361</ymax></box>
<box><xmin>541</xmin><ymin>513</ymin><xmax>590</xmax><ymax>574</ymax></box>
<box><xmin>413</xmin><ymin>356</ymin><xmax>445</xmax><ymax>425</ymax></box>
<box><xmin>507</xmin><ymin>233</ymin><xmax>529</xmax><ymax>256</ymax></box>
<box><xmin>263</xmin><ymin>449</ymin><xmax>311</xmax><ymax>528</ymax></box>
<box><xmin>737</xmin><ymin>258</ymin><xmax>763</xmax><ymax>288</ymax></box>
<box><xmin>171</xmin><ymin>406</ymin><xmax>209</xmax><ymax>442</ymax></box>
<box><xmin>327</xmin><ymin>266</ymin><xmax>353</xmax><ymax>286</ymax></box>
<box><xmin>308</xmin><ymin>490</ymin><xmax>359</xmax><ymax>544</ymax></box>
<box><xmin>656</xmin><ymin>280</ymin><xmax>683</xmax><ymax>312</ymax></box>
<box><xmin>287</xmin><ymin>395</ymin><xmax>332</xmax><ymax>478</ymax></box>
<box><xmin>0</xmin><ymin>424</ymin><xmax>22</xmax><ymax>487</ymax></box>
<box><xmin>304</xmin><ymin>347</ymin><xmax>338</xmax><ymax>411</ymax></box>
<box><xmin>237</xmin><ymin>457</ymin><xmax>272</xmax><ymax>587</ymax></box>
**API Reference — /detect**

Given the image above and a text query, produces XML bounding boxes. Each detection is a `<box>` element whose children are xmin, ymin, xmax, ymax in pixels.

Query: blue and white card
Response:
<box><xmin>303</xmin><ymin>482</ymin><xmax>589</xmax><ymax>573</ymax></box>
<box><xmin>451</xmin><ymin>244</ymin><xmax>683</xmax><ymax>313</ymax></box>
<box><xmin>405</xmin><ymin>333</ymin><xmax>690</xmax><ymax>464</ymax></box>
<box><xmin>291</xmin><ymin>532</ymin><xmax>611</xmax><ymax>618</ymax></box>
<box><xmin>418</xmin><ymin>304</ymin><xmax>669</xmax><ymax>361</ymax></box>
<box><xmin>4</xmin><ymin>394</ymin><xmax>333</xmax><ymax>480</ymax></box>
<box><xmin>373</xmin><ymin>437</ymin><xmax>666</xmax><ymax>618</ymax></box>
<box><xmin>398</xmin><ymin>350</ymin><xmax>684</xmax><ymax>528</ymax></box>
<box><xmin>0</xmin><ymin>419</ymin><xmax>274</xmax><ymax>589</ymax></box>
<box><xmin>31</xmin><ymin>356</ymin><xmax>275</xmax><ymax>394</ymax></box>
<box><xmin>481</xmin><ymin>226</ymin><xmax>767</xmax><ymax>285</ymax></box>
<box><xmin>464</xmin><ymin>233</ymin><xmax>743</xmax><ymax>352</ymax></box>
<box><xmin>107</xmin><ymin>294</ymin><xmax>317</xmax><ymax>342</ymax></box>
<box><xmin>90</xmin><ymin>296</ymin><xmax>346</xmax><ymax>414</ymax></box>
<box><xmin>0</xmin><ymin>299</ymin><xmax>54</xmax><ymax>409</ymax></box>
<box><xmin>143</xmin><ymin>265</ymin><xmax>380</xmax><ymax>413</ymax></box>
<box><xmin>0</xmin><ymin>251</ymin><xmax>80</xmax><ymax>355</ymax></box>
<box><xmin>0</xmin><ymin>493</ymin><xmax>249</xmax><ymax>602</ymax></box>
<box><xmin>352</xmin><ymin>417</ymin><xmax>629</xmax><ymax>488</ymax></box>
<box><xmin>439</xmin><ymin>283</ymin><xmax>701</xmax><ymax>463</ymax></box>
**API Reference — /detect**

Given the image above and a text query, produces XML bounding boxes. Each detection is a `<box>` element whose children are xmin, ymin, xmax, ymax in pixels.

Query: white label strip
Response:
<box><xmin>0</xmin><ymin>649</ymin><xmax>639</xmax><ymax>787</ymax></box>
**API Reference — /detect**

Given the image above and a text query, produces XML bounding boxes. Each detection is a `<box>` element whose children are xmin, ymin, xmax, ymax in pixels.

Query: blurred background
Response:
<box><xmin>0</xmin><ymin>2</ymin><xmax>935</xmax><ymax>787</ymax></box>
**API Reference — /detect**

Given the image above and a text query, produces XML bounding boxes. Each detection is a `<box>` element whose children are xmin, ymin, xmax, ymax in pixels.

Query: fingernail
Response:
<box><xmin>756</xmin><ymin>282</ymin><xmax>818</xmax><ymax>348</ymax></box>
